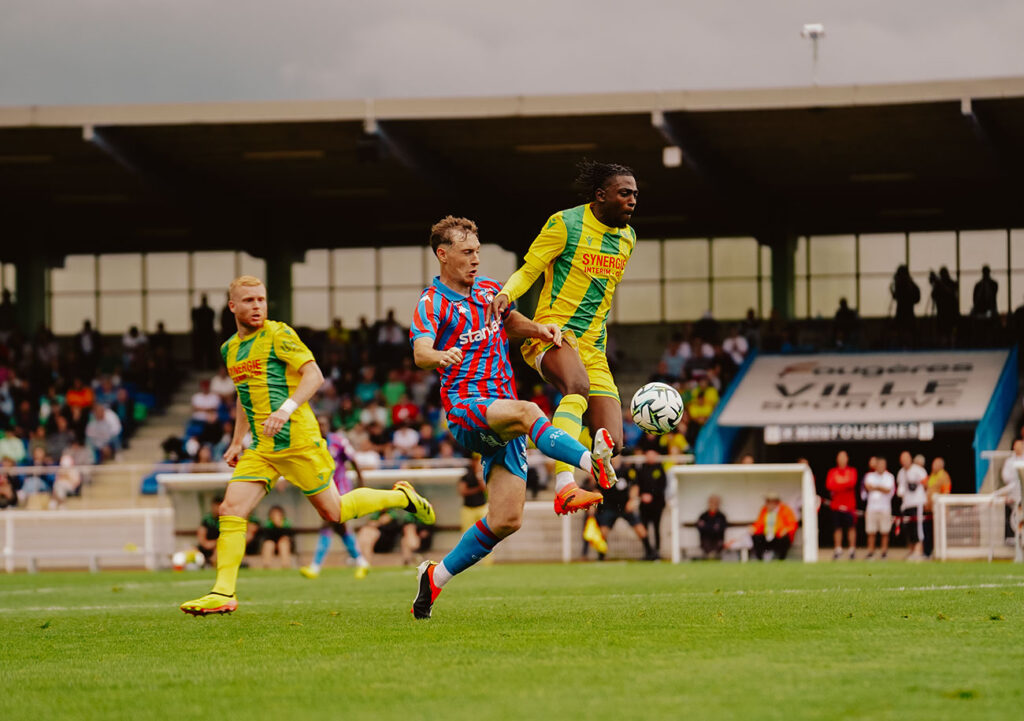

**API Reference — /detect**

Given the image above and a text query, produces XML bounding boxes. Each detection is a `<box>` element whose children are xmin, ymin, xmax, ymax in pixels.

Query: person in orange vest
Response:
<box><xmin>750</xmin><ymin>492</ymin><xmax>798</xmax><ymax>561</ymax></box>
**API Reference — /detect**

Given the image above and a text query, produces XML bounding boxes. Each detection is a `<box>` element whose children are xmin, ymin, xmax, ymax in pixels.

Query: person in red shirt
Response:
<box><xmin>390</xmin><ymin>393</ymin><xmax>421</xmax><ymax>427</ymax></box>
<box><xmin>64</xmin><ymin>378</ymin><xmax>95</xmax><ymax>411</ymax></box>
<box><xmin>826</xmin><ymin>449</ymin><xmax>858</xmax><ymax>560</ymax></box>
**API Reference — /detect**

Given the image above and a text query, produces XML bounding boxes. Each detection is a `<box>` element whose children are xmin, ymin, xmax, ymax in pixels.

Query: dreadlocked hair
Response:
<box><xmin>574</xmin><ymin>159</ymin><xmax>636</xmax><ymax>200</ymax></box>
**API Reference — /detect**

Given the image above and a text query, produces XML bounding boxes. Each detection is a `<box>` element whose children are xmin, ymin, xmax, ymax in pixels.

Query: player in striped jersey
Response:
<box><xmin>409</xmin><ymin>216</ymin><xmax>612</xmax><ymax>619</ymax></box>
<box><xmin>488</xmin><ymin>160</ymin><xmax>638</xmax><ymax>511</ymax></box>
<box><xmin>299</xmin><ymin>419</ymin><xmax>371</xmax><ymax>580</ymax></box>
<box><xmin>180</xmin><ymin>276</ymin><xmax>434</xmax><ymax>616</ymax></box>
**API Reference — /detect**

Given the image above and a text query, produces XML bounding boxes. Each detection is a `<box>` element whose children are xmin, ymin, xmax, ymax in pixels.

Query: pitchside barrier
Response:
<box><xmin>1</xmin><ymin>508</ymin><xmax>174</xmax><ymax>572</ymax></box>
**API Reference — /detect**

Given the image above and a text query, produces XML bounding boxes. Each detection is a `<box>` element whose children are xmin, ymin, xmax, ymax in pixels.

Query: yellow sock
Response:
<box><xmin>339</xmin><ymin>487</ymin><xmax>409</xmax><ymax>523</ymax></box>
<box><xmin>552</xmin><ymin>393</ymin><xmax>588</xmax><ymax>476</ymax></box>
<box><xmin>211</xmin><ymin>515</ymin><xmax>246</xmax><ymax>596</ymax></box>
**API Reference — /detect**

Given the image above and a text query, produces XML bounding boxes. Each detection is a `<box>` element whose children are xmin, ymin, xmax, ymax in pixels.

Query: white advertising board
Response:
<box><xmin>717</xmin><ymin>350</ymin><xmax>1009</xmax><ymax>427</ymax></box>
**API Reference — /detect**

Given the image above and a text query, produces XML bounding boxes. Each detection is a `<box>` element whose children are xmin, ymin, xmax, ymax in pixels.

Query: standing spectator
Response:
<box><xmin>740</xmin><ymin>308</ymin><xmax>761</xmax><ymax>349</ymax></box>
<box><xmin>121</xmin><ymin>325</ymin><xmax>148</xmax><ymax>371</ymax></box>
<box><xmin>971</xmin><ymin>265</ymin><xmax>999</xmax><ymax>346</ymax></box>
<box><xmin>833</xmin><ymin>298</ymin><xmax>860</xmax><ymax>349</ymax></box>
<box><xmin>863</xmin><ymin>457</ymin><xmax>895</xmax><ymax>560</ymax></box>
<box><xmin>660</xmin><ymin>334</ymin><xmax>686</xmax><ymax>381</ymax></box>
<box><xmin>85</xmin><ymin>404</ymin><xmax>122</xmax><ymax>460</ymax></box>
<box><xmin>632</xmin><ymin>449</ymin><xmax>668</xmax><ymax>557</ymax></box>
<box><xmin>459</xmin><ymin>455</ymin><xmax>488</xmax><ymax>532</ymax></box>
<box><xmin>696</xmin><ymin>494</ymin><xmax>728</xmax><ymax>559</ymax></box>
<box><xmin>0</xmin><ymin>289</ymin><xmax>16</xmax><ymax>343</ymax></box>
<box><xmin>930</xmin><ymin>267</ymin><xmax>959</xmax><ymax>346</ymax></box>
<box><xmin>1001</xmin><ymin>440</ymin><xmax>1024</xmax><ymax>540</ymax></box>
<box><xmin>890</xmin><ymin>264</ymin><xmax>920</xmax><ymax>343</ymax></box>
<box><xmin>896</xmin><ymin>451</ymin><xmax>929</xmax><ymax>560</ymax></box>
<box><xmin>218</xmin><ymin>292</ymin><xmax>235</xmax><ymax>341</ymax></box>
<box><xmin>260</xmin><ymin>505</ymin><xmax>295</xmax><ymax>569</ymax></box>
<box><xmin>722</xmin><ymin>325</ymin><xmax>749</xmax><ymax>367</ymax></box>
<box><xmin>150</xmin><ymin>320</ymin><xmax>172</xmax><ymax>357</ymax></box>
<box><xmin>925</xmin><ymin>456</ymin><xmax>952</xmax><ymax>557</ymax></box>
<box><xmin>75</xmin><ymin>320</ymin><xmax>101</xmax><ymax>379</ymax></box>
<box><xmin>191</xmin><ymin>294</ymin><xmax>217</xmax><ymax>370</ymax></box>
<box><xmin>595</xmin><ymin>457</ymin><xmax>658</xmax><ymax>561</ymax></box>
<box><xmin>376</xmin><ymin>309</ymin><xmax>405</xmax><ymax>364</ymax></box>
<box><xmin>750</xmin><ymin>492</ymin><xmax>797</xmax><ymax>561</ymax></box>
<box><xmin>826</xmin><ymin>450</ymin><xmax>858</xmax><ymax>560</ymax></box>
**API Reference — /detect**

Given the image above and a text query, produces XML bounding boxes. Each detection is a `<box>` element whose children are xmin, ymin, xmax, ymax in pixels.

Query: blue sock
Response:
<box><xmin>340</xmin><ymin>531</ymin><xmax>361</xmax><ymax>561</ymax></box>
<box><xmin>439</xmin><ymin>518</ymin><xmax>500</xmax><ymax>578</ymax></box>
<box><xmin>312</xmin><ymin>528</ymin><xmax>332</xmax><ymax>567</ymax></box>
<box><xmin>528</xmin><ymin>417</ymin><xmax>589</xmax><ymax>469</ymax></box>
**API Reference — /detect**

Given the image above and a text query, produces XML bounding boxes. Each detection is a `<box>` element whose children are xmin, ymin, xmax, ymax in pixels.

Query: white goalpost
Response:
<box><xmin>933</xmin><ymin>457</ymin><xmax>1023</xmax><ymax>562</ymax></box>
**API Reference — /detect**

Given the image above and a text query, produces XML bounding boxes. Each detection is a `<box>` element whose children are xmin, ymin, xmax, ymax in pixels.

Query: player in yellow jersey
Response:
<box><xmin>488</xmin><ymin>161</ymin><xmax>638</xmax><ymax>514</ymax></box>
<box><xmin>180</xmin><ymin>275</ymin><xmax>434</xmax><ymax>616</ymax></box>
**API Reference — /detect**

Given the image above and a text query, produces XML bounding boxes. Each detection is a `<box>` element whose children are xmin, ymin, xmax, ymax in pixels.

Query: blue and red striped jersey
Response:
<box><xmin>410</xmin><ymin>276</ymin><xmax>518</xmax><ymax>413</ymax></box>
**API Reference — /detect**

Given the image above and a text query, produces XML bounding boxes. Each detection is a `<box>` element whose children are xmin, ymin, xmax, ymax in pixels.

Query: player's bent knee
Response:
<box><xmin>489</xmin><ymin>516</ymin><xmax>522</xmax><ymax>538</ymax></box>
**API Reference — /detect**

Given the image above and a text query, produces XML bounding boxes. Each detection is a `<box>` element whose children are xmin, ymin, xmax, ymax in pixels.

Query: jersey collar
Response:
<box><xmin>432</xmin><ymin>276</ymin><xmax>474</xmax><ymax>303</ymax></box>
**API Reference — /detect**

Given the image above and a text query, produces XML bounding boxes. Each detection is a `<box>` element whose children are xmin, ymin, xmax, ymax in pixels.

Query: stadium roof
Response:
<box><xmin>3</xmin><ymin>76</ymin><xmax>1024</xmax><ymax>260</ymax></box>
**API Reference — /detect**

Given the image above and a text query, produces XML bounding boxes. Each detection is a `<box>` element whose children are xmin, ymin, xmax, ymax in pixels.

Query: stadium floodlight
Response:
<box><xmin>662</xmin><ymin>146</ymin><xmax>682</xmax><ymax>168</ymax></box>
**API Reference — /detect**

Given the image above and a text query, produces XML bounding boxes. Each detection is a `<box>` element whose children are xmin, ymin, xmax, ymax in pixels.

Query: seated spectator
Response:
<box><xmin>0</xmin><ymin>464</ymin><xmax>16</xmax><ymax>508</ymax></box>
<box><xmin>197</xmin><ymin>495</ymin><xmax>223</xmax><ymax>564</ymax></box>
<box><xmin>392</xmin><ymin>422</ymin><xmax>420</xmax><ymax>457</ymax></box>
<box><xmin>0</xmin><ymin>426</ymin><xmax>26</xmax><ymax>464</ymax></box>
<box><xmin>190</xmin><ymin>379</ymin><xmax>221</xmax><ymax>421</ymax></box>
<box><xmin>94</xmin><ymin>376</ymin><xmax>118</xmax><ymax>407</ymax></box>
<box><xmin>65</xmin><ymin>378</ymin><xmax>95</xmax><ymax>412</ymax></box>
<box><xmin>261</xmin><ymin>505</ymin><xmax>295</xmax><ymax>569</ymax></box>
<box><xmin>46</xmin><ymin>414</ymin><xmax>75</xmax><ymax>460</ymax></box>
<box><xmin>19</xmin><ymin>446</ymin><xmax>54</xmax><ymax>497</ymax></box>
<box><xmin>696</xmin><ymin>494</ymin><xmax>728</xmax><ymax>558</ymax></box>
<box><xmin>64</xmin><ymin>435</ymin><xmax>94</xmax><ymax>484</ymax></box>
<box><xmin>85</xmin><ymin>403</ymin><xmax>122</xmax><ymax>460</ymax></box>
<box><xmin>209</xmin><ymin>366</ymin><xmax>235</xmax><ymax>404</ymax></box>
<box><xmin>660</xmin><ymin>334</ymin><xmax>686</xmax><ymax>381</ymax></box>
<box><xmin>361</xmin><ymin>399</ymin><xmax>389</xmax><ymax>429</ymax></box>
<box><xmin>27</xmin><ymin>425</ymin><xmax>48</xmax><ymax>457</ymax></box>
<box><xmin>49</xmin><ymin>451</ymin><xmax>83</xmax><ymax>509</ymax></box>
<box><xmin>382</xmin><ymin>368</ymin><xmax>407</xmax><ymax>408</ymax></box>
<box><xmin>356</xmin><ymin>509</ymin><xmax>433</xmax><ymax>567</ymax></box>
<box><xmin>417</xmin><ymin>422</ymin><xmax>439</xmax><ymax>458</ymax></box>
<box><xmin>354</xmin><ymin>366</ymin><xmax>380</xmax><ymax>406</ymax></box>
<box><xmin>391</xmin><ymin>393</ymin><xmax>420</xmax><ymax>427</ymax></box>
<box><xmin>750</xmin><ymin>492</ymin><xmax>798</xmax><ymax>561</ymax></box>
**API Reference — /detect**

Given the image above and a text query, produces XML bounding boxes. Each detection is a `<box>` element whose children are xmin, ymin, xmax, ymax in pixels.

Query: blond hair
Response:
<box><xmin>228</xmin><ymin>275</ymin><xmax>264</xmax><ymax>298</ymax></box>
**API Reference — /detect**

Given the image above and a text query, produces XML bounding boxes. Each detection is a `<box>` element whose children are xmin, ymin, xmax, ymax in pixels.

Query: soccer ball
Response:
<box><xmin>630</xmin><ymin>382</ymin><xmax>684</xmax><ymax>435</ymax></box>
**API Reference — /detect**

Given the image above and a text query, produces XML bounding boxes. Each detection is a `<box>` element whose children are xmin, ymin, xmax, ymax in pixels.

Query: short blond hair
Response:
<box><xmin>429</xmin><ymin>216</ymin><xmax>478</xmax><ymax>255</ymax></box>
<box><xmin>228</xmin><ymin>275</ymin><xmax>264</xmax><ymax>298</ymax></box>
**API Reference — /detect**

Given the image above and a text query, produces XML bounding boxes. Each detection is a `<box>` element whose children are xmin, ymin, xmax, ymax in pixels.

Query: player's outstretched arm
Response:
<box><xmin>486</xmin><ymin>260</ymin><xmax>543</xmax><ymax>324</ymax></box>
<box><xmin>504</xmin><ymin>311</ymin><xmax>562</xmax><ymax>347</ymax></box>
<box><xmin>262</xmin><ymin>360</ymin><xmax>324</xmax><ymax>437</ymax></box>
<box><xmin>413</xmin><ymin>336</ymin><xmax>464</xmax><ymax>371</ymax></box>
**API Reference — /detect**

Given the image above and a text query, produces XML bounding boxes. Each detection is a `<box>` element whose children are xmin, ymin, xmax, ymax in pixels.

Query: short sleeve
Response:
<box><xmin>524</xmin><ymin>213</ymin><xmax>569</xmax><ymax>269</ymax></box>
<box><xmin>273</xmin><ymin>323</ymin><xmax>315</xmax><ymax>371</ymax></box>
<box><xmin>410</xmin><ymin>291</ymin><xmax>442</xmax><ymax>345</ymax></box>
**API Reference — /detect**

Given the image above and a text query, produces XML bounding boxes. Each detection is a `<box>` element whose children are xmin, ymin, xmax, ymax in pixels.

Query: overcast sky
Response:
<box><xmin>3</xmin><ymin>0</ymin><xmax>1024</xmax><ymax>106</ymax></box>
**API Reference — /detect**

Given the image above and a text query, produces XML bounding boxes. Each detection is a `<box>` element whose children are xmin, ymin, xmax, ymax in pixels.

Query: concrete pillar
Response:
<box><xmin>15</xmin><ymin>255</ymin><xmax>47</xmax><ymax>334</ymax></box>
<box><xmin>762</xmin><ymin>231</ymin><xmax>797</xmax><ymax>320</ymax></box>
<box><xmin>262</xmin><ymin>248</ymin><xmax>297</xmax><ymax>325</ymax></box>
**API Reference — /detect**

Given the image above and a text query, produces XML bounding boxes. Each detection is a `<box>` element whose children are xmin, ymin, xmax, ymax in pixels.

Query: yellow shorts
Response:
<box><xmin>521</xmin><ymin>329</ymin><xmax>620</xmax><ymax>402</ymax></box>
<box><xmin>230</xmin><ymin>440</ymin><xmax>336</xmax><ymax>496</ymax></box>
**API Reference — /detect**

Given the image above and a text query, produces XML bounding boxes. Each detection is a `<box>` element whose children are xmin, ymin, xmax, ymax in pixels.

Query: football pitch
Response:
<box><xmin>2</xmin><ymin>562</ymin><xmax>1023</xmax><ymax>721</ymax></box>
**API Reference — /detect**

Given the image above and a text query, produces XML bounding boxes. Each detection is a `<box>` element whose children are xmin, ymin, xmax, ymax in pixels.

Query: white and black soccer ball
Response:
<box><xmin>630</xmin><ymin>382</ymin><xmax>684</xmax><ymax>435</ymax></box>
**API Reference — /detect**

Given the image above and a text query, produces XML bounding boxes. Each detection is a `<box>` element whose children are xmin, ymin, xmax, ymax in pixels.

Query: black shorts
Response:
<box><xmin>903</xmin><ymin>509</ymin><xmax>924</xmax><ymax>543</ymax></box>
<box><xmin>831</xmin><ymin>509</ymin><xmax>855</xmax><ymax>530</ymax></box>
<box><xmin>261</xmin><ymin>527</ymin><xmax>295</xmax><ymax>546</ymax></box>
<box><xmin>597</xmin><ymin>508</ymin><xmax>641</xmax><ymax>529</ymax></box>
<box><xmin>373</xmin><ymin>524</ymin><xmax>403</xmax><ymax>554</ymax></box>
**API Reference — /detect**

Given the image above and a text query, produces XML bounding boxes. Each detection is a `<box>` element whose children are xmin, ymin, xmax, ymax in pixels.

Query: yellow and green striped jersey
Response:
<box><xmin>526</xmin><ymin>204</ymin><xmax>636</xmax><ymax>351</ymax></box>
<box><xmin>221</xmin><ymin>319</ymin><xmax>320</xmax><ymax>452</ymax></box>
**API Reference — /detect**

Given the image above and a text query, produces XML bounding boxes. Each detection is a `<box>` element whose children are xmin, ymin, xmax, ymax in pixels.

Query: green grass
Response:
<box><xmin>2</xmin><ymin>562</ymin><xmax>1024</xmax><ymax>721</ymax></box>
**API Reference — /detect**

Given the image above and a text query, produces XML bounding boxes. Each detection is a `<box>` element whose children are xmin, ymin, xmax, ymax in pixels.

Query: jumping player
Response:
<box><xmin>488</xmin><ymin>160</ymin><xmax>638</xmax><ymax>509</ymax></box>
<box><xmin>180</xmin><ymin>276</ymin><xmax>434</xmax><ymax>615</ymax></box>
<box><xmin>299</xmin><ymin>418</ymin><xmax>371</xmax><ymax>580</ymax></box>
<box><xmin>409</xmin><ymin>216</ymin><xmax>612</xmax><ymax>619</ymax></box>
